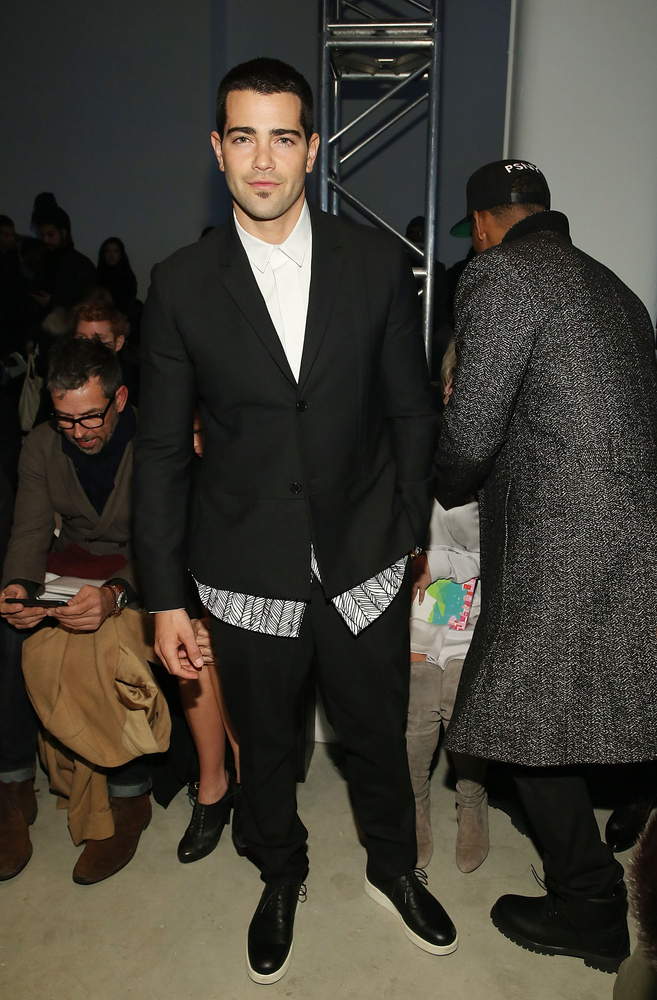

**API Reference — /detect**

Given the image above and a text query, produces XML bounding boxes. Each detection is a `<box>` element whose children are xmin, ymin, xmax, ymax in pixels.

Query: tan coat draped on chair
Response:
<box><xmin>22</xmin><ymin>609</ymin><xmax>170</xmax><ymax>844</ymax></box>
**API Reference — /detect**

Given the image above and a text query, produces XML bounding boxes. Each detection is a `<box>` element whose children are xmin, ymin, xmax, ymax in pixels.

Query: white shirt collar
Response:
<box><xmin>234</xmin><ymin>200</ymin><xmax>311</xmax><ymax>273</ymax></box>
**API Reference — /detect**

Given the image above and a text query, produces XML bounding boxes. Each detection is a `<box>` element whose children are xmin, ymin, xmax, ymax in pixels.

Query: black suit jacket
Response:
<box><xmin>134</xmin><ymin>204</ymin><xmax>437</xmax><ymax>612</ymax></box>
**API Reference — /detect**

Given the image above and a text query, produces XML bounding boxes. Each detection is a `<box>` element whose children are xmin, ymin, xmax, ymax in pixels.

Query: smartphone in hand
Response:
<box><xmin>4</xmin><ymin>597</ymin><xmax>68</xmax><ymax>608</ymax></box>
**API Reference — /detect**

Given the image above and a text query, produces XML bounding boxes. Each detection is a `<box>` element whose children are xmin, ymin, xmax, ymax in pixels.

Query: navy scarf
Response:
<box><xmin>61</xmin><ymin>405</ymin><xmax>136</xmax><ymax>514</ymax></box>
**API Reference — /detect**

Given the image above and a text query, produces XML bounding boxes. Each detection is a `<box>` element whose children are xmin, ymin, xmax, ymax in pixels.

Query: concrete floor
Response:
<box><xmin>0</xmin><ymin>746</ymin><xmax>632</xmax><ymax>1000</ymax></box>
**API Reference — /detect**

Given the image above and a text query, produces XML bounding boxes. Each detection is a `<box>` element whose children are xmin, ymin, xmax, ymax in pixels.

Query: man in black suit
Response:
<box><xmin>134</xmin><ymin>58</ymin><xmax>454</xmax><ymax>984</ymax></box>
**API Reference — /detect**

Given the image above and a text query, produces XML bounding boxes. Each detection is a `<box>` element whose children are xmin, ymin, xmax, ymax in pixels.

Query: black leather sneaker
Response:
<box><xmin>491</xmin><ymin>879</ymin><xmax>630</xmax><ymax>973</ymax></box>
<box><xmin>246</xmin><ymin>880</ymin><xmax>306</xmax><ymax>984</ymax></box>
<box><xmin>365</xmin><ymin>869</ymin><xmax>458</xmax><ymax>955</ymax></box>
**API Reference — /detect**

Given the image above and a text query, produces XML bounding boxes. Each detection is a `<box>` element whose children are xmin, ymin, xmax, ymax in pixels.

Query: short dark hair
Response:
<box><xmin>487</xmin><ymin>174</ymin><xmax>547</xmax><ymax>224</ymax></box>
<box><xmin>216</xmin><ymin>57</ymin><xmax>314</xmax><ymax>141</ymax></box>
<box><xmin>0</xmin><ymin>215</ymin><xmax>14</xmax><ymax>229</ymax></box>
<box><xmin>39</xmin><ymin>206</ymin><xmax>71</xmax><ymax>240</ymax></box>
<box><xmin>47</xmin><ymin>334</ymin><xmax>122</xmax><ymax>400</ymax></box>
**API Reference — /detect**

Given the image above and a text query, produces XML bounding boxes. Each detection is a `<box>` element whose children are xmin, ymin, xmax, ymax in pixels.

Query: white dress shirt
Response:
<box><xmin>234</xmin><ymin>201</ymin><xmax>312</xmax><ymax>380</ymax></box>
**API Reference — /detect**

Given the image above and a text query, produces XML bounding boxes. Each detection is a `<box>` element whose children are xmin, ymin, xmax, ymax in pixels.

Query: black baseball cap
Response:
<box><xmin>450</xmin><ymin>159</ymin><xmax>551</xmax><ymax>237</ymax></box>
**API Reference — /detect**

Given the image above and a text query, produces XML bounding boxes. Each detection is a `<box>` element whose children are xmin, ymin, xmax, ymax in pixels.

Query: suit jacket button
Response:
<box><xmin>290</xmin><ymin>482</ymin><xmax>303</xmax><ymax>494</ymax></box>
<box><xmin>296</xmin><ymin>400</ymin><xmax>307</xmax><ymax>412</ymax></box>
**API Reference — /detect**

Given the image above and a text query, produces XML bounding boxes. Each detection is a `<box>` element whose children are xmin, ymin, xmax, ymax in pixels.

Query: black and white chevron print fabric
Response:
<box><xmin>195</xmin><ymin>549</ymin><xmax>407</xmax><ymax>638</ymax></box>
<box><xmin>310</xmin><ymin>548</ymin><xmax>407</xmax><ymax>635</ymax></box>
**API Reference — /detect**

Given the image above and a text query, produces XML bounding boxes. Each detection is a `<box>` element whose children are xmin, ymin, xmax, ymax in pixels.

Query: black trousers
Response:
<box><xmin>209</xmin><ymin>572</ymin><xmax>417</xmax><ymax>884</ymax></box>
<box><xmin>0</xmin><ymin>618</ymin><xmax>39</xmax><ymax>774</ymax></box>
<box><xmin>0</xmin><ymin>617</ymin><xmax>152</xmax><ymax>791</ymax></box>
<box><xmin>514</xmin><ymin>767</ymin><xmax>624</xmax><ymax>898</ymax></box>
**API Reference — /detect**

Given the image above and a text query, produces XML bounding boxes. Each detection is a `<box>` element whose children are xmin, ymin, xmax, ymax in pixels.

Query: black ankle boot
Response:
<box><xmin>491</xmin><ymin>879</ymin><xmax>630</xmax><ymax>973</ymax></box>
<box><xmin>606</xmin><ymin>797</ymin><xmax>656</xmax><ymax>853</ymax></box>
<box><xmin>177</xmin><ymin>784</ymin><xmax>234</xmax><ymax>863</ymax></box>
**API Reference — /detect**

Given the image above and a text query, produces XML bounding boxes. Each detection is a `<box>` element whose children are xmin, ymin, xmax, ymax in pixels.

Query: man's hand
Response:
<box><xmin>411</xmin><ymin>552</ymin><xmax>432</xmax><ymax>604</ymax></box>
<box><xmin>154</xmin><ymin>609</ymin><xmax>204</xmax><ymax>678</ymax></box>
<box><xmin>191</xmin><ymin>617</ymin><xmax>217</xmax><ymax>667</ymax></box>
<box><xmin>48</xmin><ymin>584</ymin><xmax>115</xmax><ymax>631</ymax></box>
<box><xmin>0</xmin><ymin>584</ymin><xmax>47</xmax><ymax>630</ymax></box>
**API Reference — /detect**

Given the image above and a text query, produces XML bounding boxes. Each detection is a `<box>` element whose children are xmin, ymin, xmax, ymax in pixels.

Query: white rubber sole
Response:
<box><xmin>246</xmin><ymin>941</ymin><xmax>293</xmax><ymax>985</ymax></box>
<box><xmin>364</xmin><ymin>877</ymin><xmax>459</xmax><ymax>956</ymax></box>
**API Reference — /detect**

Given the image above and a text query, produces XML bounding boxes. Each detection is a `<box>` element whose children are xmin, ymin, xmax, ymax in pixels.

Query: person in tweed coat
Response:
<box><xmin>435</xmin><ymin>159</ymin><xmax>657</xmax><ymax>974</ymax></box>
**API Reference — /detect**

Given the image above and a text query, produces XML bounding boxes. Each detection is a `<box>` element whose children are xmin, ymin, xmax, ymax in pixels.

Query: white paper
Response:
<box><xmin>41</xmin><ymin>575</ymin><xmax>106</xmax><ymax>600</ymax></box>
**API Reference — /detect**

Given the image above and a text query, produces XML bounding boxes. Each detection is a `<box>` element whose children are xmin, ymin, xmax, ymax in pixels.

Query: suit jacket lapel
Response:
<box><xmin>298</xmin><ymin>206</ymin><xmax>345</xmax><ymax>392</ymax></box>
<box><xmin>219</xmin><ymin>221</ymin><xmax>296</xmax><ymax>386</ymax></box>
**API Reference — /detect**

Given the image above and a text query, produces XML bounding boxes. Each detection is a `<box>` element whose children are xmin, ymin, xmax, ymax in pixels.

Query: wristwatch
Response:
<box><xmin>410</xmin><ymin>546</ymin><xmax>424</xmax><ymax>559</ymax></box>
<box><xmin>102</xmin><ymin>582</ymin><xmax>129</xmax><ymax>617</ymax></box>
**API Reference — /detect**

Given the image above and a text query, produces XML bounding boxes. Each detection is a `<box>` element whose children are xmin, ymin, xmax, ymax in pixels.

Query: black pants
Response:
<box><xmin>514</xmin><ymin>766</ymin><xmax>624</xmax><ymax>898</ymax></box>
<box><xmin>210</xmin><ymin>572</ymin><xmax>417</xmax><ymax>884</ymax></box>
<box><xmin>0</xmin><ymin>617</ymin><xmax>151</xmax><ymax>791</ymax></box>
<box><xmin>0</xmin><ymin>617</ymin><xmax>39</xmax><ymax>775</ymax></box>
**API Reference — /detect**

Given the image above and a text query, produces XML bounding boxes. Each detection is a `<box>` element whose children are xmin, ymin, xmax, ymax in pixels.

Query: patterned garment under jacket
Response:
<box><xmin>196</xmin><ymin>549</ymin><xmax>407</xmax><ymax>638</ymax></box>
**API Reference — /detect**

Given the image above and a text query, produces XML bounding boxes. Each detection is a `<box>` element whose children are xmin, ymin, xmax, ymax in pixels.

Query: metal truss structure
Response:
<box><xmin>319</xmin><ymin>0</ymin><xmax>443</xmax><ymax>365</ymax></box>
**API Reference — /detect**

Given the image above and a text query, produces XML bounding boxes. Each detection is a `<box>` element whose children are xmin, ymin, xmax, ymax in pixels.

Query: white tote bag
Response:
<box><xmin>18</xmin><ymin>353</ymin><xmax>44</xmax><ymax>433</ymax></box>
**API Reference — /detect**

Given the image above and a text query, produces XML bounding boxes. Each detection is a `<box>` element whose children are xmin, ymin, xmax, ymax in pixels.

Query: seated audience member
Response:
<box><xmin>176</xmin><ymin>411</ymin><xmax>240</xmax><ymax>863</ymax></box>
<box><xmin>96</xmin><ymin>238</ymin><xmax>142</xmax><ymax>338</ymax></box>
<box><xmin>0</xmin><ymin>215</ymin><xmax>27</xmax><ymax>355</ymax></box>
<box><xmin>406</xmin><ymin>341</ymin><xmax>487</xmax><ymax>874</ymax></box>
<box><xmin>30</xmin><ymin>192</ymin><xmax>58</xmax><ymax>237</ymax></box>
<box><xmin>0</xmin><ymin>215</ymin><xmax>18</xmax><ymax>255</ymax></box>
<box><xmin>32</xmin><ymin>206</ymin><xmax>96</xmax><ymax>317</ymax></box>
<box><xmin>0</xmin><ymin>336</ymin><xmax>151</xmax><ymax>884</ymax></box>
<box><xmin>74</xmin><ymin>300</ymin><xmax>139</xmax><ymax>404</ymax></box>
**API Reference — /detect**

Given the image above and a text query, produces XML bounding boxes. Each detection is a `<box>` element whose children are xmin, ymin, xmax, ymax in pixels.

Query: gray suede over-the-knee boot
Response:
<box><xmin>406</xmin><ymin>658</ymin><xmax>443</xmax><ymax>868</ymax></box>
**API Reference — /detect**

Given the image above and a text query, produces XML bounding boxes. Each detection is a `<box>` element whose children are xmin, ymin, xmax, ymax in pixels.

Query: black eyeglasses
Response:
<box><xmin>54</xmin><ymin>394</ymin><xmax>115</xmax><ymax>430</ymax></box>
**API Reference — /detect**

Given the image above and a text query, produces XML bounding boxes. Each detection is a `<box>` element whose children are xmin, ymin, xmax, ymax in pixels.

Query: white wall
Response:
<box><xmin>0</xmin><ymin>0</ymin><xmax>214</xmax><ymax>298</ymax></box>
<box><xmin>505</xmin><ymin>0</ymin><xmax>657</xmax><ymax>323</ymax></box>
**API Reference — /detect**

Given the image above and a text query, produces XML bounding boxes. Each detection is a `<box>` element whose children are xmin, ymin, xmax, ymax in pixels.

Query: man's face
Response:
<box><xmin>51</xmin><ymin>376</ymin><xmax>127</xmax><ymax>455</ymax></box>
<box><xmin>211</xmin><ymin>90</ymin><xmax>319</xmax><ymax>225</ymax></box>
<box><xmin>0</xmin><ymin>224</ymin><xmax>16</xmax><ymax>253</ymax></box>
<box><xmin>40</xmin><ymin>224</ymin><xmax>66</xmax><ymax>251</ymax></box>
<box><xmin>76</xmin><ymin>319</ymin><xmax>124</xmax><ymax>353</ymax></box>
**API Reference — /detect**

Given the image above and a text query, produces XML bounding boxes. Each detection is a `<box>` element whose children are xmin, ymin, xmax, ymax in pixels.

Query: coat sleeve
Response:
<box><xmin>133</xmin><ymin>264</ymin><xmax>197</xmax><ymax>612</ymax></box>
<box><xmin>434</xmin><ymin>252</ymin><xmax>538</xmax><ymax>507</ymax></box>
<box><xmin>1</xmin><ymin>430</ymin><xmax>56</xmax><ymax>589</ymax></box>
<box><xmin>379</xmin><ymin>241</ymin><xmax>438</xmax><ymax>545</ymax></box>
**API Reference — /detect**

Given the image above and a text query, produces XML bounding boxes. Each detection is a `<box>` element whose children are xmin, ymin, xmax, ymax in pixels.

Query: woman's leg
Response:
<box><xmin>206</xmin><ymin>658</ymin><xmax>240</xmax><ymax>784</ymax></box>
<box><xmin>440</xmin><ymin>656</ymin><xmax>489</xmax><ymax>872</ymax></box>
<box><xmin>406</xmin><ymin>653</ymin><xmax>443</xmax><ymax>868</ymax></box>
<box><xmin>178</xmin><ymin>666</ymin><xmax>229</xmax><ymax>804</ymax></box>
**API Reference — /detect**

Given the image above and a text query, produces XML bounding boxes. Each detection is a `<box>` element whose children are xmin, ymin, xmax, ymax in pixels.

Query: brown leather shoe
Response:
<box><xmin>72</xmin><ymin>793</ymin><xmax>152</xmax><ymax>885</ymax></box>
<box><xmin>0</xmin><ymin>779</ymin><xmax>37</xmax><ymax>880</ymax></box>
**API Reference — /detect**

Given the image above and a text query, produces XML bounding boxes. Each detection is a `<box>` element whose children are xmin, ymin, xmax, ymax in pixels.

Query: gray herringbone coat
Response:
<box><xmin>435</xmin><ymin>211</ymin><xmax>657</xmax><ymax>766</ymax></box>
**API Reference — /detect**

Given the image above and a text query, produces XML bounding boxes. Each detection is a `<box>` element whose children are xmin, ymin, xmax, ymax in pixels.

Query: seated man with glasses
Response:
<box><xmin>0</xmin><ymin>335</ymin><xmax>151</xmax><ymax>885</ymax></box>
